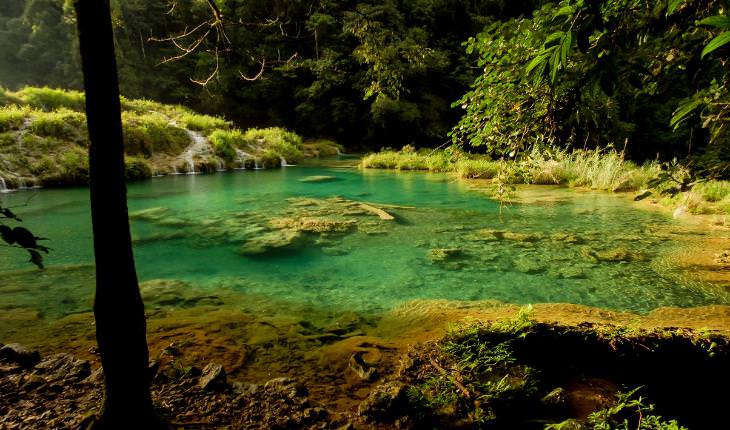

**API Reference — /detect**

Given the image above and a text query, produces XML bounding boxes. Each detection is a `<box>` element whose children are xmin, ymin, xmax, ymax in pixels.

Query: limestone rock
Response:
<box><xmin>349</xmin><ymin>352</ymin><xmax>378</xmax><ymax>381</ymax></box>
<box><xmin>199</xmin><ymin>363</ymin><xmax>227</xmax><ymax>390</ymax></box>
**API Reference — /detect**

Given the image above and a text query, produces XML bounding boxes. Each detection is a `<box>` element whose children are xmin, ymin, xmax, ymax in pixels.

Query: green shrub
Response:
<box><xmin>125</xmin><ymin>157</ymin><xmax>153</xmax><ymax>180</ymax></box>
<box><xmin>29</xmin><ymin>110</ymin><xmax>87</xmax><ymax>141</ymax></box>
<box><xmin>208</xmin><ymin>129</ymin><xmax>245</xmax><ymax>162</ymax></box>
<box><xmin>0</xmin><ymin>88</ymin><xmax>25</xmax><ymax>107</ymax></box>
<box><xmin>180</xmin><ymin>113</ymin><xmax>230</xmax><ymax>134</ymax></box>
<box><xmin>0</xmin><ymin>106</ymin><xmax>30</xmax><ymax>132</ymax></box>
<box><xmin>15</xmin><ymin>87</ymin><xmax>85</xmax><ymax>111</ymax></box>
<box><xmin>243</xmin><ymin>127</ymin><xmax>302</xmax><ymax>162</ymax></box>
<box><xmin>122</xmin><ymin>112</ymin><xmax>189</xmax><ymax>156</ymax></box>
<box><xmin>59</xmin><ymin>147</ymin><xmax>89</xmax><ymax>184</ymax></box>
<box><xmin>694</xmin><ymin>181</ymin><xmax>730</xmax><ymax>202</ymax></box>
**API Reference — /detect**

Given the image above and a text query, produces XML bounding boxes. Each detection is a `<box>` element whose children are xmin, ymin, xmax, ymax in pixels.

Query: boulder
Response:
<box><xmin>198</xmin><ymin>363</ymin><xmax>227</xmax><ymax>391</ymax></box>
<box><xmin>0</xmin><ymin>343</ymin><xmax>41</xmax><ymax>368</ymax></box>
<box><xmin>513</xmin><ymin>257</ymin><xmax>545</xmax><ymax>274</ymax></box>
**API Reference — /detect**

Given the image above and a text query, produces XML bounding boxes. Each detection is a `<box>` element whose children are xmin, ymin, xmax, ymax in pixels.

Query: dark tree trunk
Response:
<box><xmin>74</xmin><ymin>0</ymin><xmax>161</xmax><ymax>427</ymax></box>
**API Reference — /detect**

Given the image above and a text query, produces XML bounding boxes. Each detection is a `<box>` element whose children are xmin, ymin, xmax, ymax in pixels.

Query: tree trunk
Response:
<box><xmin>74</xmin><ymin>0</ymin><xmax>161</xmax><ymax>427</ymax></box>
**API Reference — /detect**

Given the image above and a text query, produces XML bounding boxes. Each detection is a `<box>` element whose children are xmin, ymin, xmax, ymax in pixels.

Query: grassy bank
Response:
<box><xmin>362</xmin><ymin>147</ymin><xmax>730</xmax><ymax>215</ymax></box>
<box><xmin>0</xmin><ymin>87</ymin><xmax>340</xmax><ymax>188</ymax></box>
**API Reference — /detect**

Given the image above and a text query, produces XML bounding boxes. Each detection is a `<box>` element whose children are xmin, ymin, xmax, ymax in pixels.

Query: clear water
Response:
<box><xmin>0</xmin><ymin>159</ymin><xmax>728</xmax><ymax>331</ymax></box>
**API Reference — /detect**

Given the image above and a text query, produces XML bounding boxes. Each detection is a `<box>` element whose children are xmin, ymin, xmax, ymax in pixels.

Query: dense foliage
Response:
<box><xmin>0</xmin><ymin>0</ymin><xmax>540</xmax><ymax>149</ymax></box>
<box><xmin>452</xmin><ymin>0</ymin><xmax>730</xmax><ymax>174</ymax></box>
<box><xmin>1</xmin><ymin>0</ymin><xmax>728</xmax><ymax>170</ymax></box>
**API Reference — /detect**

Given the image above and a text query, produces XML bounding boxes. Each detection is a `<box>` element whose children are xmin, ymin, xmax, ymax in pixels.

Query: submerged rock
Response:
<box><xmin>428</xmin><ymin>248</ymin><xmax>463</xmax><ymax>263</ymax></box>
<box><xmin>299</xmin><ymin>175</ymin><xmax>339</xmax><ymax>183</ymax></box>
<box><xmin>129</xmin><ymin>206</ymin><xmax>170</xmax><ymax>222</ymax></box>
<box><xmin>239</xmin><ymin>229</ymin><xmax>305</xmax><ymax>255</ymax></box>
<box><xmin>513</xmin><ymin>257</ymin><xmax>545</xmax><ymax>274</ymax></box>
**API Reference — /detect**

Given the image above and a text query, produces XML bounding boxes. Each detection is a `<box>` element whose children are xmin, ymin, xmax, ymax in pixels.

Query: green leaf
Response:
<box><xmin>670</xmin><ymin>98</ymin><xmax>704</xmax><ymax>129</ymax></box>
<box><xmin>544</xmin><ymin>31</ymin><xmax>565</xmax><ymax>48</ymax></box>
<box><xmin>553</xmin><ymin>5</ymin><xmax>575</xmax><ymax>19</ymax></box>
<box><xmin>702</xmin><ymin>31</ymin><xmax>730</xmax><ymax>58</ymax></box>
<box><xmin>525</xmin><ymin>52</ymin><xmax>550</xmax><ymax>75</ymax></box>
<box><xmin>560</xmin><ymin>32</ymin><xmax>573</xmax><ymax>67</ymax></box>
<box><xmin>699</xmin><ymin>16</ymin><xmax>730</xmax><ymax>29</ymax></box>
<box><xmin>667</xmin><ymin>0</ymin><xmax>685</xmax><ymax>15</ymax></box>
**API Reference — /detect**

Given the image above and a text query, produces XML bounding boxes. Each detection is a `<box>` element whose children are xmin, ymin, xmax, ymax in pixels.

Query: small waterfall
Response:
<box><xmin>17</xmin><ymin>177</ymin><xmax>26</xmax><ymax>189</ymax></box>
<box><xmin>17</xmin><ymin>118</ymin><xmax>32</xmax><ymax>150</ymax></box>
<box><xmin>253</xmin><ymin>158</ymin><xmax>264</xmax><ymax>170</ymax></box>
<box><xmin>170</xmin><ymin>164</ymin><xmax>182</xmax><ymax>175</ymax></box>
<box><xmin>0</xmin><ymin>177</ymin><xmax>8</xmax><ymax>193</ymax></box>
<box><xmin>234</xmin><ymin>149</ymin><xmax>253</xmax><ymax>170</ymax></box>
<box><xmin>178</xmin><ymin>129</ymin><xmax>214</xmax><ymax>175</ymax></box>
<box><xmin>279</xmin><ymin>156</ymin><xmax>296</xmax><ymax>167</ymax></box>
<box><xmin>216</xmin><ymin>157</ymin><xmax>226</xmax><ymax>172</ymax></box>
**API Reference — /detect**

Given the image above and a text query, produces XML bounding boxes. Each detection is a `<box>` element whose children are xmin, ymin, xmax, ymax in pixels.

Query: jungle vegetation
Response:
<box><xmin>0</xmin><ymin>0</ymin><xmax>725</xmax><ymax>172</ymax></box>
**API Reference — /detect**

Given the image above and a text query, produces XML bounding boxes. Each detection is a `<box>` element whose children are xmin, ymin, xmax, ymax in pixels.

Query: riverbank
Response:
<box><xmin>361</xmin><ymin>147</ymin><xmax>730</xmax><ymax>216</ymax></box>
<box><xmin>0</xmin><ymin>86</ymin><xmax>342</xmax><ymax>189</ymax></box>
<box><xmin>2</xmin><ymin>306</ymin><xmax>728</xmax><ymax>429</ymax></box>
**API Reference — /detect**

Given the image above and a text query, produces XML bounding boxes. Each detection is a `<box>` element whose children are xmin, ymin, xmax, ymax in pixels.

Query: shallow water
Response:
<box><xmin>1</xmin><ymin>159</ymin><xmax>728</xmax><ymax>323</ymax></box>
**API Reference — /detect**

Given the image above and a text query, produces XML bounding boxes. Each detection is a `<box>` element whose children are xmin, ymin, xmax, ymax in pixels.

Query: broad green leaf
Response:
<box><xmin>667</xmin><ymin>0</ymin><xmax>685</xmax><ymax>15</ymax></box>
<box><xmin>553</xmin><ymin>5</ymin><xmax>575</xmax><ymax>19</ymax></box>
<box><xmin>560</xmin><ymin>32</ymin><xmax>573</xmax><ymax>67</ymax></box>
<box><xmin>699</xmin><ymin>15</ymin><xmax>730</xmax><ymax>29</ymax></box>
<box><xmin>525</xmin><ymin>52</ymin><xmax>550</xmax><ymax>75</ymax></box>
<box><xmin>701</xmin><ymin>31</ymin><xmax>730</xmax><ymax>58</ymax></box>
<box><xmin>544</xmin><ymin>31</ymin><xmax>565</xmax><ymax>48</ymax></box>
<box><xmin>670</xmin><ymin>98</ymin><xmax>704</xmax><ymax>129</ymax></box>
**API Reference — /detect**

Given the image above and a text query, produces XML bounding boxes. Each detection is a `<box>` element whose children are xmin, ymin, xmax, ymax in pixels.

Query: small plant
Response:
<box><xmin>587</xmin><ymin>388</ymin><xmax>686</xmax><ymax>430</ymax></box>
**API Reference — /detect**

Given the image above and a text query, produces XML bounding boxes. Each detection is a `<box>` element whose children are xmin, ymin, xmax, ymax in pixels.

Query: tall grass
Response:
<box><xmin>363</xmin><ymin>147</ymin><xmax>658</xmax><ymax>192</ymax></box>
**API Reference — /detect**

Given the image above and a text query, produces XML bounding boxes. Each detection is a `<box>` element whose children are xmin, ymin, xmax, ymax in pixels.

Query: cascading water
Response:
<box><xmin>178</xmin><ymin>129</ymin><xmax>215</xmax><ymax>175</ymax></box>
<box><xmin>0</xmin><ymin>177</ymin><xmax>8</xmax><ymax>193</ymax></box>
<box><xmin>234</xmin><ymin>149</ymin><xmax>253</xmax><ymax>170</ymax></box>
<box><xmin>17</xmin><ymin>118</ymin><xmax>32</xmax><ymax>150</ymax></box>
<box><xmin>279</xmin><ymin>156</ymin><xmax>296</xmax><ymax>167</ymax></box>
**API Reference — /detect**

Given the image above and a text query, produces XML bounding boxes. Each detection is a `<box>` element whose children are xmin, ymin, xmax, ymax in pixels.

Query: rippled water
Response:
<box><xmin>1</xmin><ymin>158</ymin><xmax>727</xmax><ymax>328</ymax></box>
